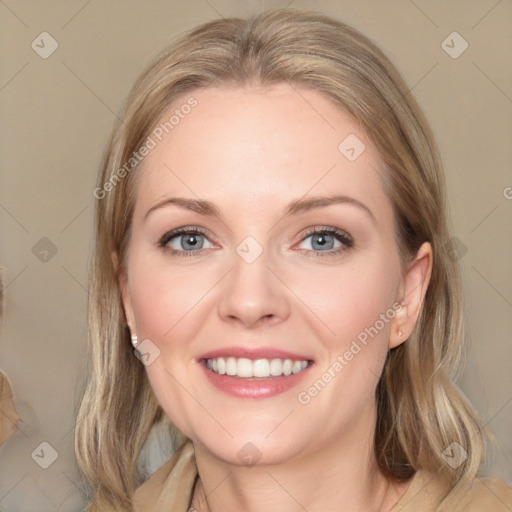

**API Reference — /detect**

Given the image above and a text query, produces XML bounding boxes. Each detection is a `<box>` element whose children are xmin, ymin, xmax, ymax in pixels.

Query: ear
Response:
<box><xmin>389</xmin><ymin>241</ymin><xmax>433</xmax><ymax>349</ymax></box>
<box><xmin>111</xmin><ymin>250</ymin><xmax>137</xmax><ymax>334</ymax></box>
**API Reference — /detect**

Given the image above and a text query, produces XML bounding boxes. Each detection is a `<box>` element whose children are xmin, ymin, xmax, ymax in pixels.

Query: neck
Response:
<box><xmin>190</xmin><ymin>399</ymin><xmax>410</xmax><ymax>512</ymax></box>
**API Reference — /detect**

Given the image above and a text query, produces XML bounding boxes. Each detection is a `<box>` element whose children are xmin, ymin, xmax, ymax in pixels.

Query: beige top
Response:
<box><xmin>129</xmin><ymin>440</ymin><xmax>512</xmax><ymax>512</ymax></box>
<box><xmin>88</xmin><ymin>440</ymin><xmax>512</xmax><ymax>511</ymax></box>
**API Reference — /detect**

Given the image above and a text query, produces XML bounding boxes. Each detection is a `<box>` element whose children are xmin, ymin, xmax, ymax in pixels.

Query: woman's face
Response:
<box><xmin>120</xmin><ymin>83</ymin><xmax>430</xmax><ymax>466</ymax></box>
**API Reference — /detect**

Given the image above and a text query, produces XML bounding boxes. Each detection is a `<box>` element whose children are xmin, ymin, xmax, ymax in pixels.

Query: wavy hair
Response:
<box><xmin>75</xmin><ymin>8</ymin><xmax>487</xmax><ymax>510</ymax></box>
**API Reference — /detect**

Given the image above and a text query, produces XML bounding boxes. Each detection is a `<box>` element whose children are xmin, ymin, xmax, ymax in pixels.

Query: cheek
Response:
<box><xmin>127</xmin><ymin>262</ymin><xmax>209</xmax><ymax>437</ymax></box>
<box><xmin>292</xmin><ymin>255</ymin><xmax>399</xmax><ymax>409</ymax></box>
<box><xmin>291</xmin><ymin>262</ymin><xmax>397</xmax><ymax>425</ymax></box>
<box><xmin>292</xmin><ymin>256</ymin><xmax>398</xmax><ymax>349</ymax></box>
<box><xmin>128</xmin><ymin>258</ymin><xmax>209</xmax><ymax>342</ymax></box>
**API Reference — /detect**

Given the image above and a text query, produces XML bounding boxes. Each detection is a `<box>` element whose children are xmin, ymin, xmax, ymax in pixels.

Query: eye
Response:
<box><xmin>158</xmin><ymin>227</ymin><xmax>214</xmax><ymax>256</ymax></box>
<box><xmin>296</xmin><ymin>227</ymin><xmax>353</xmax><ymax>256</ymax></box>
<box><xmin>158</xmin><ymin>226</ymin><xmax>352</xmax><ymax>258</ymax></box>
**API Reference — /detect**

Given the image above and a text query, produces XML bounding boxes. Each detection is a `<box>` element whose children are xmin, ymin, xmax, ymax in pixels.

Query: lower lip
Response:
<box><xmin>199</xmin><ymin>360</ymin><xmax>314</xmax><ymax>399</ymax></box>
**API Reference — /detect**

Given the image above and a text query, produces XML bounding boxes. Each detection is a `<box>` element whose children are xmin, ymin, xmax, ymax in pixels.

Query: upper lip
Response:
<box><xmin>198</xmin><ymin>347</ymin><xmax>313</xmax><ymax>362</ymax></box>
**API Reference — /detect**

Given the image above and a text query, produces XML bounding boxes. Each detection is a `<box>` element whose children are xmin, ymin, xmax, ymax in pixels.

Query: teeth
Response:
<box><xmin>292</xmin><ymin>361</ymin><xmax>302</xmax><ymax>373</ymax></box>
<box><xmin>253</xmin><ymin>359</ymin><xmax>270</xmax><ymax>377</ymax></box>
<box><xmin>205</xmin><ymin>357</ymin><xmax>310</xmax><ymax>378</ymax></box>
<box><xmin>226</xmin><ymin>357</ymin><xmax>237</xmax><ymax>376</ymax></box>
<box><xmin>270</xmin><ymin>358</ymin><xmax>282</xmax><ymax>376</ymax></box>
<box><xmin>237</xmin><ymin>358</ymin><xmax>253</xmax><ymax>378</ymax></box>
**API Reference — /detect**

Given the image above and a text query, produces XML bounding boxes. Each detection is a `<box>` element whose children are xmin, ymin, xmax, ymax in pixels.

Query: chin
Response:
<box><xmin>188</xmin><ymin>423</ymin><xmax>310</xmax><ymax>468</ymax></box>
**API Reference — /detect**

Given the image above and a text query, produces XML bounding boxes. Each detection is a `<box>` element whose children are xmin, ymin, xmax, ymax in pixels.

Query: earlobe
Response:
<box><xmin>389</xmin><ymin>302</ymin><xmax>409</xmax><ymax>349</ymax></box>
<box><xmin>389</xmin><ymin>241</ymin><xmax>433</xmax><ymax>349</ymax></box>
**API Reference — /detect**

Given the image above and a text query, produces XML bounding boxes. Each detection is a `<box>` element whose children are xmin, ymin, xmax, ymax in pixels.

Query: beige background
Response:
<box><xmin>0</xmin><ymin>1</ymin><xmax>511</xmax><ymax>510</ymax></box>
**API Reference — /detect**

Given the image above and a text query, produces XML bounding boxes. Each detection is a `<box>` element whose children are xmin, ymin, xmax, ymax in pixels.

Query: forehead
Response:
<box><xmin>133</xmin><ymin>83</ymin><xmax>392</xmax><ymax>224</ymax></box>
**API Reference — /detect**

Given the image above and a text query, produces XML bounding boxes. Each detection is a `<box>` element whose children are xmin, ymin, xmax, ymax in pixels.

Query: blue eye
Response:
<box><xmin>297</xmin><ymin>228</ymin><xmax>353</xmax><ymax>256</ymax></box>
<box><xmin>159</xmin><ymin>228</ymin><xmax>213</xmax><ymax>256</ymax></box>
<box><xmin>158</xmin><ymin>226</ymin><xmax>353</xmax><ymax>258</ymax></box>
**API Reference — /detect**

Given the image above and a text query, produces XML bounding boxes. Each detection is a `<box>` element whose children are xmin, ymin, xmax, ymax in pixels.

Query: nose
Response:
<box><xmin>217</xmin><ymin>248</ymin><xmax>291</xmax><ymax>329</ymax></box>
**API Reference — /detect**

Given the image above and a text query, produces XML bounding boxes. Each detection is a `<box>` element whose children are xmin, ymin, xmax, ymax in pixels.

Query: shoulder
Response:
<box><xmin>461</xmin><ymin>476</ymin><xmax>512</xmax><ymax>511</ymax></box>
<box><xmin>392</xmin><ymin>470</ymin><xmax>512</xmax><ymax>512</ymax></box>
<box><xmin>84</xmin><ymin>439</ymin><xmax>197</xmax><ymax>512</ymax></box>
<box><xmin>132</xmin><ymin>438</ymin><xmax>197</xmax><ymax>511</ymax></box>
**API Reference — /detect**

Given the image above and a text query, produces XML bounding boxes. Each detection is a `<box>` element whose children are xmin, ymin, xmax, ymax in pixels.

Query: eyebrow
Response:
<box><xmin>144</xmin><ymin>194</ymin><xmax>376</xmax><ymax>224</ymax></box>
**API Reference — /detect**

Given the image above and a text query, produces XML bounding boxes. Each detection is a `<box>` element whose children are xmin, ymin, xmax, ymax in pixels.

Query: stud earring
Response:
<box><xmin>131</xmin><ymin>333</ymin><xmax>138</xmax><ymax>347</ymax></box>
<box><xmin>397</xmin><ymin>330</ymin><xmax>403</xmax><ymax>337</ymax></box>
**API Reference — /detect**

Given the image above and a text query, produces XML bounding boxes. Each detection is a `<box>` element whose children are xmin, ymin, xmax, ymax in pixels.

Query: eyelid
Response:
<box><xmin>158</xmin><ymin>225</ymin><xmax>354</xmax><ymax>258</ymax></box>
<box><xmin>158</xmin><ymin>226</ymin><xmax>217</xmax><ymax>258</ymax></box>
<box><xmin>158</xmin><ymin>225</ymin><xmax>211</xmax><ymax>246</ymax></box>
<box><xmin>296</xmin><ymin>225</ymin><xmax>353</xmax><ymax>243</ymax></box>
<box><xmin>293</xmin><ymin>226</ymin><xmax>353</xmax><ymax>256</ymax></box>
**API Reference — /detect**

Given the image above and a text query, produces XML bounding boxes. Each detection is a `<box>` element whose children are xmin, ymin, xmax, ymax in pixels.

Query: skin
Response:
<box><xmin>118</xmin><ymin>83</ymin><xmax>433</xmax><ymax>512</ymax></box>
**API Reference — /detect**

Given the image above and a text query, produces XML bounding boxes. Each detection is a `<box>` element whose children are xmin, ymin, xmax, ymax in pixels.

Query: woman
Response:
<box><xmin>76</xmin><ymin>8</ymin><xmax>512</xmax><ymax>511</ymax></box>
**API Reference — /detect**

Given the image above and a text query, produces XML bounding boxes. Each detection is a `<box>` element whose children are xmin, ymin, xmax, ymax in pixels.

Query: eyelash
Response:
<box><xmin>299</xmin><ymin>226</ymin><xmax>353</xmax><ymax>257</ymax></box>
<box><xmin>158</xmin><ymin>226</ymin><xmax>353</xmax><ymax>258</ymax></box>
<box><xmin>158</xmin><ymin>227</ymin><xmax>210</xmax><ymax>258</ymax></box>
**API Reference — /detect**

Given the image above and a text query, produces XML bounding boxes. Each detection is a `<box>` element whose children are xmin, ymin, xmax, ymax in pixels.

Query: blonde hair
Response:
<box><xmin>75</xmin><ymin>8</ymin><xmax>487</xmax><ymax>510</ymax></box>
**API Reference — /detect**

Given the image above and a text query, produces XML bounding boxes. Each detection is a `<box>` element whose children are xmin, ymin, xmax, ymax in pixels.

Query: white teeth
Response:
<box><xmin>205</xmin><ymin>357</ymin><xmax>310</xmax><ymax>378</ymax></box>
<box><xmin>253</xmin><ymin>359</ymin><xmax>270</xmax><ymax>377</ymax></box>
<box><xmin>217</xmin><ymin>357</ymin><xmax>226</xmax><ymax>375</ymax></box>
<box><xmin>226</xmin><ymin>357</ymin><xmax>237</xmax><ymax>376</ymax></box>
<box><xmin>237</xmin><ymin>358</ymin><xmax>253</xmax><ymax>378</ymax></box>
<box><xmin>270</xmin><ymin>358</ymin><xmax>283</xmax><ymax>376</ymax></box>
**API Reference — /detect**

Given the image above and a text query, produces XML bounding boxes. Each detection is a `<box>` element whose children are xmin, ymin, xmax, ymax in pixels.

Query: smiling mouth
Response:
<box><xmin>203</xmin><ymin>357</ymin><xmax>312</xmax><ymax>378</ymax></box>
